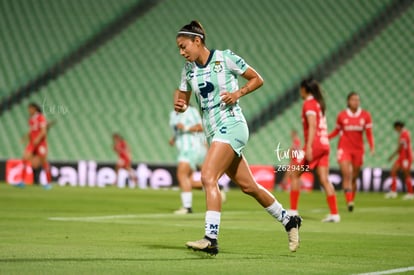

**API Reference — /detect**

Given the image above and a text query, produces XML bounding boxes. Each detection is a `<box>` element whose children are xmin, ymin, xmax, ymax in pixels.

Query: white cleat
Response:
<box><xmin>402</xmin><ymin>193</ymin><xmax>414</xmax><ymax>200</ymax></box>
<box><xmin>321</xmin><ymin>214</ymin><xmax>340</xmax><ymax>223</ymax></box>
<box><xmin>385</xmin><ymin>191</ymin><xmax>398</xmax><ymax>199</ymax></box>
<box><xmin>284</xmin><ymin>215</ymin><xmax>302</xmax><ymax>252</ymax></box>
<box><xmin>173</xmin><ymin>207</ymin><xmax>192</xmax><ymax>215</ymax></box>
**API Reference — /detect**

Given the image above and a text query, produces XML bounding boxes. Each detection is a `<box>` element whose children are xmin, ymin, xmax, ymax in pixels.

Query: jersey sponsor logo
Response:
<box><xmin>186</xmin><ymin>70</ymin><xmax>194</xmax><ymax>80</ymax></box>
<box><xmin>219</xmin><ymin>126</ymin><xmax>227</xmax><ymax>134</ymax></box>
<box><xmin>199</xmin><ymin>81</ymin><xmax>215</xmax><ymax>98</ymax></box>
<box><xmin>236</xmin><ymin>58</ymin><xmax>246</xmax><ymax>69</ymax></box>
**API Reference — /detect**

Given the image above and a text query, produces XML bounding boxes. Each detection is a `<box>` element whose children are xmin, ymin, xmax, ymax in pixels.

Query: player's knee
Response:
<box><xmin>201</xmin><ymin>171</ymin><xmax>217</xmax><ymax>188</ymax></box>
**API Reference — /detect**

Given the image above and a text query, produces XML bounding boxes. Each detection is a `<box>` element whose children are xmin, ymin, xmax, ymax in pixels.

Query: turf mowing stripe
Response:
<box><xmin>354</xmin><ymin>266</ymin><xmax>414</xmax><ymax>275</ymax></box>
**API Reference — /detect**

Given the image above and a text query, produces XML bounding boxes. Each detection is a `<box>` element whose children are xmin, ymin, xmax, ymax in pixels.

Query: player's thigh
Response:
<box><xmin>225</xmin><ymin>155</ymin><xmax>259</xmax><ymax>193</ymax></box>
<box><xmin>201</xmin><ymin>141</ymin><xmax>236</xmax><ymax>186</ymax></box>
<box><xmin>177</xmin><ymin>161</ymin><xmax>192</xmax><ymax>178</ymax></box>
<box><xmin>339</xmin><ymin>160</ymin><xmax>352</xmax><ymax>178</ymax></box>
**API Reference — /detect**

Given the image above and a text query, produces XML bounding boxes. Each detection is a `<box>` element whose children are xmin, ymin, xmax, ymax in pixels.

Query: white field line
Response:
<box><xmin>48</xmin><ymin>213</ymin><xmax>203</xmax><ymax>222</ymax></box>
<box><xmin>353</xmin><ymin>266</ymin><xmax>414</xmax><ymax>275</ymax></box>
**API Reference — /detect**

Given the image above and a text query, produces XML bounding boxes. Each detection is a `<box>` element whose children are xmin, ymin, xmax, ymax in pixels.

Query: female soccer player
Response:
<box><xmin>385</xmin><ymin>121</ymin><xmax>413</xmax><ymax>200</ymax></box>
<box><xmin>169</xmin><ymin>105</ymin><xmax>205</xmax><ymax>214</ymax></box>
<box><xmin>290</xmin><ymin>79</ymin><xmax>340</xmax><ymax>222</ymax></box>
<box><xmin>328</xmin><ymin>92</ymin><xmax>374</xmax><ymax>211</ymax></box>
<box><xmin>174</xmin><ymin>20</ymin><xmax>301</xmax><ymax>255</ymax></box>
<box><xmin>17</xmin><ymin>102</ymin><xmax>52</xmax><ymax>189</ymax></box>
<box><xmin>112</xmin><ymin>133</ymin><xmax>137</xmax><ymax>187</ymax></box>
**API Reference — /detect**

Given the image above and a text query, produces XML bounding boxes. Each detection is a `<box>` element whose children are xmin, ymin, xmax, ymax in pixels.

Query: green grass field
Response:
<box><xmin>0</xmin><ymin>183</ymin><xmax>413</xmax><ymax>275</ymax></box>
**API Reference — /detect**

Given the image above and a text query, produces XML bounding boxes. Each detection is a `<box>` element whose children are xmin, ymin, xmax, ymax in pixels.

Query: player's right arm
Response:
<box><xmin>388</xmin><ymin>140</ymin><xmax>402</xmax><ymax>161</ymax></box>
<box><xmin>328</xmin><ymin>113</ymin><xmax>341</xmax><ymax>140</ymax></box>
<box><xmin>174</xmin><ymin>89</ymin><xmax>191</xmax><ymax>113</ymax></box>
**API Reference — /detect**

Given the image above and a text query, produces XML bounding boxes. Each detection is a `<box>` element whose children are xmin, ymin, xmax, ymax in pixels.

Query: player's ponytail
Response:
<box><xmin>28</xmin><ymin>102</ymin><xmax>42</xmax><ymax>113</ymax></box>
<box><xmin>177</xmin><ymin>20</ymin><xmax>206</xmax><ymax>44</ymax></box>
<box><xmin>300</xmin><ymin>78</ymin><xmax>326</xmax><ymax>115</ymax></box>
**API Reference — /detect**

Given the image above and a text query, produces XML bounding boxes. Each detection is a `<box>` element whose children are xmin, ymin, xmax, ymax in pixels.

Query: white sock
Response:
<box><xmin>181</xmin><ymin>192</ymin><xmax>192</xmax><ymax>208</ymax></box>
<box><xmin>265</xmin><ymin>200</ymin><xmax>289</xmax><ymax>226</ymax></box>
<box><xmin>205</xmin><ymin>210</ymin><xmax>221</xmax><ymax>239</ymax></box>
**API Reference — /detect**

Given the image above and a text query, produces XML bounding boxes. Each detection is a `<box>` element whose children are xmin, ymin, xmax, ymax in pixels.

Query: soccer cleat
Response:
<box><xmin>321</xmin><ymin>214</ymin><xmax>340</xmax><ymax>223</ymax></box>
<box><xmin>402</xmin><ymin>194</ymin><xmax>414</xmax><ymax>200</ymax></box>
<box><xmin>42</xmin><ymin>184</ymin><xmax>52</xmax><ymax>190</ymax></box>
<box><xmin>385</xmin><ymin>191</ymin><xmax>397</xmax><ymax>199</ymax></box>
<box><xmin>284</xmin><ymin>215</ymin><xmax>302</xmax><ymax>252</ymax></box>
<box><xmin>347</xmin><ymin>202</ymin><xmax>354</xmax><ymax>212</ymax></box>
<box><xmin>14</xmin><ymin>182</ymin><xmax>26</xmax><ymax>188</ymax></box>
<box><xmin>186</xmin><ymin>236</ymin><xmax>219</xmax><ymax>255</ymax></box>
<box><xmin>174</xmin><ymin>207</ymin><xmax>192</xmax><ymax>215</ymax></box>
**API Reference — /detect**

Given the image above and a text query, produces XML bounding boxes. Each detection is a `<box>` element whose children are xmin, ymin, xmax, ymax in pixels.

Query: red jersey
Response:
<box><xmin>329</xmin><ymin>108</ymin><xmax>374</xmax><ymax>152</ymax></box>
<box><xmin>398</xmin><ymin>129</ymin><xmax>412</xmax><ymax>161</ymax></box>
<box><xmin>114</xmin><ymin>139</ymin><xmax>130</xmax><ymax>160</ymax></box>
<box><xmin>302</xmin><ymin>96</ymin><xmax>329</xmax><ymax>150</ymax></box>
<box><xmin>29</xmin><ymin>112</ymin><xmax>47</xmax><ymax>143</ymax></box>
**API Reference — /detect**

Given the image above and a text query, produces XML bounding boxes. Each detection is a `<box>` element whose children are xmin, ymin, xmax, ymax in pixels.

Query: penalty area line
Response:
<box><xmin>354</xmin><ymin>266</ymin><xmax>414</xmax><ymax>275</ymax></box>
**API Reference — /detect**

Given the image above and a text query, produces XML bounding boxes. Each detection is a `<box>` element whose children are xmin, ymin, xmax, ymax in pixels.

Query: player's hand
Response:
<box><xmin>174</xmin><ymin>98</ymin><xmax>188</xmax><ymax>113</ymax></box>
<box><xmin>169</xmin><ymin>138</ymin><xmax>175</xmax><ymax>146</ymax></box>
<box><xmin>370</xmin><ymin>148</ymin><xmax>375</xmax><ymax>156</ymax></box>
<box><xmin>220</xmin><ymin>91</ymin><xmax>240</xmax><ymax>105</ymax></box>
<box><xmin>176</xmin><ymin>123</ymin><xmax>185</xmax><ymax>130</ymax></box>
<box><xmin>305</xmin><ymin>146</ymin><xmax>313</xmax><ymax>162</ymax></box>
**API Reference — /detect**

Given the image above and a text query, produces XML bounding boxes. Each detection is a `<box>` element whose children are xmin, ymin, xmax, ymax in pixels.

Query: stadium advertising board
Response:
<box><xmin>1</xmin><ymin>160</ymin><xmax>413</xmax><ymax>192</ymax></box>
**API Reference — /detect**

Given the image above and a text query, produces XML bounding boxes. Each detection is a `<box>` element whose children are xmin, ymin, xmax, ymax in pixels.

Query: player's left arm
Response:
<box><xmin>365</xmin><ymin>112</ymin><xmax>375</xmax><ymax>154</ymax></box>
<box><xmin>306</xmin><ymin>114</ymin><xmax>317</xmax><ymax>162</ymax></box>
<box><xmin>220</xmin><ymin>67</ymin><xmax>263</xmax><ymax>105</ymax></box>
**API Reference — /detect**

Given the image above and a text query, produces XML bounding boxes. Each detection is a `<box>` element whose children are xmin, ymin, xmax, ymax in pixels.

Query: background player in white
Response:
<box><xmin>174</xmin><ymin>20</ymin><xmax>301</xmax><ymax>255</ymax></box>
<box><xmin>169</xmin><ymin>105</ymin><xmax>206</xmax><ymax>214</ymax></box>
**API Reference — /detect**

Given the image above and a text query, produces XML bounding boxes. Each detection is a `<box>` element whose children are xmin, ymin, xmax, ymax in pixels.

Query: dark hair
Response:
<box><xmin>346</xmin><ymin>91</ymin><xmax>359</xmax><ymax>108</ymax></box>
<box><xmin>394</xmin><ymin>121</ymin><xmax>405</xmax><ymax>128</ymax></box>
<box><xmin>176</xmin><ymin>20</ymin><xmax>206</xmax><ymax>44</ymax></box>
<box><xmin>300</xmin><ymin>78</ymin><xmax>326</xmax><ymax>115</ymax></box>
<box><xmin>28</xmin><ymin>102</ymin><xmax>42</xmax><ymax>113</ymax></box>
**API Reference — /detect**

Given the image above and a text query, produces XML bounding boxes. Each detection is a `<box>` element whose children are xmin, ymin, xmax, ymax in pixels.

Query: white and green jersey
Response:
<box><xmin>179</xmin><ymin>49</ymin><xmax>248</xmax><ymax>139</ymax></box>
<box><xmin>169</xmin><ymin>106</ymin><xmax>205</xmax><ymax>152</ymax></box>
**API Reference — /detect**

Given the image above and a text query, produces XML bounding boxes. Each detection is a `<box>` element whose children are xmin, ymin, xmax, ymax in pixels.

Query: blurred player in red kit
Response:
<box><xmin>329</xmin><ymin>92</ymin><xmax>374</xmax><ymax>211</ymax></box>
<box><xmin>16</xmin><ymin>102</ymin><xmax>52</xmax><ymax>189</ymax></box>
<box><xmin>112</xmin><ymin>133</ymin><xmax>137</xmax><ymax>187</ymax></box>
<box><xmin>385</xmin><ymin>121</ymin><xmax>413</xmax><ymax>200</ymax></box>
<box><xmin>290</xmin><ymin>79</ymin><xmax>340</xmax><ymax>222</ymax></box>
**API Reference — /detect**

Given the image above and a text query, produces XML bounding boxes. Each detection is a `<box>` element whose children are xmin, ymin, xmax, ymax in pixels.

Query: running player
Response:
<box><xmin>174</xmin><ymin>20</ymin><xmax>301</xmax><ymax>255</ymax></box>
<box><xmin>328</xmin><ymin>92</ymin><xmax>374</xmax><ymax>211</ymax></box>
<box><xmin>385</xmin><ymin>121</ymin><xmax>413</xmax><ymax>200</ymax></box>
<box><xmin>169</xmin><ymin>105</ymin><xmax>206</xmax><ymax>214</ymax></box>
<box><xmin>290</xmin><ymin>79</ymin><xmax>340</xmax><ymax>222</ymax></box>
<box><xmin>280</xmin><ymin>129</ymin><xmax>302</xmax><ymax>193</ymax></box>
<box><xmin>112</xmin><ymin>133</ymin><xmax>137</xmax><ymax>187</ymax></box>
<box><xmin>17</xmin><ymin>102</ymin><xmax>52</xmax><ymax>189</ymax></box>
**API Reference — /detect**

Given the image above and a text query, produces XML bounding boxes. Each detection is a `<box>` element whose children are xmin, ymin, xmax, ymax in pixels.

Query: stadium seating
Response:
<box><xmin>2</xmin><ymin>0</ymin><xmax>412</xmax><ymax>169</ymax></box>
<box><xmin>245</xmin><ymin>4</ymin><xmax>414</xmax><ymax>168</ymax></box>
<box><xmin>0</xmin><ymin>0</ymin><xmax>139</xmax><ymax>99</ymax></box>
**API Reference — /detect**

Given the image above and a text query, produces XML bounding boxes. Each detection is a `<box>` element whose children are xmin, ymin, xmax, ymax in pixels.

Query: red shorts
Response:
<box><xmin>298</xmin><ymin>147</ymin><xmax>329</xmax><ymax>169</ymax></box>
<box><xmin>25</xmin><ymin>141</ymin><xmax>48</xmax><ymax>158</ymax></box>
<box><xmin>395</xmin><ymin>158</ymin><xmax>412</xmax><ymax>170</ymax></box>
<box><xmin>117</xmin><ymin>157</ymin><xmax>131</xmax><ymax>168</ymax></box>
<box><xmin>337</xmin><ymin>148</ymin><xmax>364</xmax><ymax>166</ymax></box>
